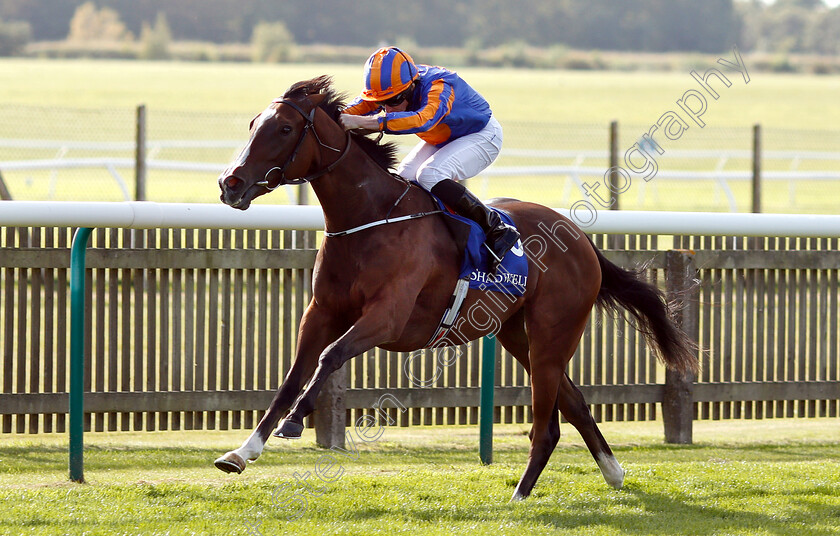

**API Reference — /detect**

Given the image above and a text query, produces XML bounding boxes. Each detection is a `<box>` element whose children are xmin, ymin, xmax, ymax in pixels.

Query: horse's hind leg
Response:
<box><xmin>556</xmin><ymin>373</ymin><xmax>625</xmax><ymax>489</ymax></box>
<box><xmin>509</xmin><ymin>305</ymin><xmax>591</xmax><ymax>501</ymax></box>
<box><xmin>511</xmin><ymin>342</ymin><xmax>563</xmax><ymax>501</ymax></box>
<box><xmin>499</xmin><ymin>314</ymin><xmax>624</xmax><ymax>493</ymax></box>
<box><xmin>496</xmin><ymin>311</ymin><xmax>565</xmax><ymax>501</ymax></box>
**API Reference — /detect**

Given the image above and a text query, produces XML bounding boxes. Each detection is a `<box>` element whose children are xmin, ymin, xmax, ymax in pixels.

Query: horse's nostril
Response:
<box><xmin>224</xmin><ymin>176</ymin><xmax>242</xmax><ymax>190</ymax></box>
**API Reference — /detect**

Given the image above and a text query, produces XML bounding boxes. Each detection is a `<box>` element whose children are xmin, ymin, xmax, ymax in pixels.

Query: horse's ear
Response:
<box><xmin>308</xmin><ymin>93</ymin><xmax>327</xmax><ymax>108</ymax></box>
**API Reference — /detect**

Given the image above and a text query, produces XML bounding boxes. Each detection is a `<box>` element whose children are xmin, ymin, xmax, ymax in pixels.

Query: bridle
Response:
<box><xmin>254</xmin><ymin>96</ymin><xmax>442</xmax><ymax>238</ymax></box>
<box><xmin>256</xmin><ymin>98</ymin><xmax>352</xmax><ymax>190</ymax></box>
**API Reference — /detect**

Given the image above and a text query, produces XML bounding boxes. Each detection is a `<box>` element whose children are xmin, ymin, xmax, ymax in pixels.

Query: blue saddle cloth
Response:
<box><xmin>426</xmin><ymin>191</ymin><xmax>529</xmax><ymax>297</ymax></box>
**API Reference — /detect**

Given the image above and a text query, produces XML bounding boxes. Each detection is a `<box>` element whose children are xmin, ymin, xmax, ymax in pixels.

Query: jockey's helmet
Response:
<box><xmin>360</xmin><ymin>46</ymin><xmax>419</xmax><ymax>101</ymax></box>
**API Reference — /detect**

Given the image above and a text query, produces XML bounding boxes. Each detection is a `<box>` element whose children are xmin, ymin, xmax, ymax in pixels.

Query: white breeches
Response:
<box><xmin>396</xmin><ymin>116</ymin><xmax>503</xmax><ymax>190</ymax></box>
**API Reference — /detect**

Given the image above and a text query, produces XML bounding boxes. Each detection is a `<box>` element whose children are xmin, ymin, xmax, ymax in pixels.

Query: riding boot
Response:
<box><xmin>431</xmin><ymin>179</ymin><xmax>520</xmax><ymax>274</ymax></box>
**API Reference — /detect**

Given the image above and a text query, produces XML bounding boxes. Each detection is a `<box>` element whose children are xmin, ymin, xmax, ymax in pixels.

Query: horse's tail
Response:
<box><xmin>589</xmin><ymin>238</ymin><xmax>699</xmax><ymax>376</ymax></box>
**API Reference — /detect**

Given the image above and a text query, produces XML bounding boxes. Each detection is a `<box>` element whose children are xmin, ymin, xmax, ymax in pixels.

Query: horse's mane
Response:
<box><xmin>282</xmin><ymin>76</ymin><xmax>400</xmax><ymax>172</ymax></box>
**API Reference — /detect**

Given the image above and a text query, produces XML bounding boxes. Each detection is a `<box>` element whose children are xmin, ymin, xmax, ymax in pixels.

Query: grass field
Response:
<box><xmin>1</xmin><ymin>58</ymin><xmax>840</xmax><ymax>211</ymax></box>
<box><xmin>2</xmin><ymin>57</ymin><xmax>840</xmax><ymax>127</ymax></box>
<box><xmin>1</xmin><ymin>419</ymin><xmax>838</xmax><ymax>535</ymax></box>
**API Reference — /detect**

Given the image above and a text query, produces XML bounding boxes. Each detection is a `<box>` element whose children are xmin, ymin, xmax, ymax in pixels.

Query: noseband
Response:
<box><xmin>257</xmin><ymin>99</ymin><xmax>352</xmax><ymax>189</ymax></box>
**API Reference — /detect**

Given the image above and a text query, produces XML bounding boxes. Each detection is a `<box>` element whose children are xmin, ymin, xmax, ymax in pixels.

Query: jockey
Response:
<box><xmin>339</xmin><ymin>46</ymin><xmax>519</xmax><ymax>275</ymax></box>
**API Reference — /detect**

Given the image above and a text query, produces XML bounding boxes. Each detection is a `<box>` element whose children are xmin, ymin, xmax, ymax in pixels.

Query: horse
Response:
<box><xmin>215</xmin><ymin>75</ymin><xmax>697</xmax><ymax>500</ymax></box>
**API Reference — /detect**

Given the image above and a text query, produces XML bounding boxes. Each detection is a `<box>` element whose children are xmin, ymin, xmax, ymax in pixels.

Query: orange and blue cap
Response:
<box><xmin>361</xmin><ymin>47</ymin><xmax>419</xmax><ymax>101</ymax></box>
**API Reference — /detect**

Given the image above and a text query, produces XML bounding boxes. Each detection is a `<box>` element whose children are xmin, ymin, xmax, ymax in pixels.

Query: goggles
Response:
<box><xmin>381</xmin><ymin>90</ymin><xmax>410</xmax><ymax>107</ymax></box>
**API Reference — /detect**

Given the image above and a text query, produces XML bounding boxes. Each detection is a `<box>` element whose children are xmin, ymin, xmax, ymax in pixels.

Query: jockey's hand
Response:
<box><xmin>339</xmin><ymin>114</ymin><xmax>380</xmax><ymax>131</ymax></box>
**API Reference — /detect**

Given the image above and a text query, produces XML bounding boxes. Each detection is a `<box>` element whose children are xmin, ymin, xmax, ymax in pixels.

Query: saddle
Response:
<box><xmin>424</xmin><ymin>187</ymin><xmax>529</xmax><ymax>295</ymax></box>
<box><xmin>422</xmin><ymin>186</ymin><xmax>529</xmax><ymax>347</ymax></box>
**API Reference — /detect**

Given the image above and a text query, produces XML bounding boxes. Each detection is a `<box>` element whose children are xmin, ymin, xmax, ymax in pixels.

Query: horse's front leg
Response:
<box><xmin>274</xmin><ymin>300</ymin><xmax>411</xmax><ymax>439</ymax></box>
<box><xmin>214</xmin><ymin>302</ymin><xmax>343</xmax><ymax>474</ymax></box>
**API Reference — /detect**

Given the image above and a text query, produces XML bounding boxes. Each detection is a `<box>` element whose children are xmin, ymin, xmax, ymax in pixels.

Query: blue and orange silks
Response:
<box><xmin>343</xmin><ymin>65</ymin><xmax>492</xmax><ymax>148</ymax></box>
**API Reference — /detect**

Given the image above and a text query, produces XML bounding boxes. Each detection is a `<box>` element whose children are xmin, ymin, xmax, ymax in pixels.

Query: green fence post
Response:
<box><xmin>479</xmin><ymin>335</ymin><xmax>496</xmax><ymax>465</ymax></box>
<box><xmin>69</xmin><ymin>227</ymin><xmax>92</xmax><ymax>483</ymax></box>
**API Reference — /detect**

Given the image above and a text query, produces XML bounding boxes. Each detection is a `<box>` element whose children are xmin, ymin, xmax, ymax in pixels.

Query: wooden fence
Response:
<box><xmin>1</xmin><ymin>226</ymin><xmax>838</xmax><ymax>437</ymax></box>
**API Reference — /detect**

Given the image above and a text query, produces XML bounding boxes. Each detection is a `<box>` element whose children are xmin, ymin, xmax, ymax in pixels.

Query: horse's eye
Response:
<box><xmin>280</xmin><ymin>125</ymin><xmax>293</xmax><ymax>135</ymax></box>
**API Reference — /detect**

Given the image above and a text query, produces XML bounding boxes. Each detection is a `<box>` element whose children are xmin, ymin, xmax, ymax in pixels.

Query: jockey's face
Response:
<box><xmin>383</xmin><ymin>100</ymin><xmax>409</xmax><ymax>113</ymax></box>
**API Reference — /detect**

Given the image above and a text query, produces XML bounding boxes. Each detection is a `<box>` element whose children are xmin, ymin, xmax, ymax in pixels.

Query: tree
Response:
<box><xmin>139</xmin><ymin>11</ymin><xmax>170</xmax><ymax>60</ymax></box>
<box><xmin>251</xmin><ymin>20</ymin><xmax>295</xmax><ymax>62</ymax></box>
<box><xmin>6</xmin><ymin>0</ymin><xmax>840</xmax><ymax>56</ymax></box>
<box><xmin>736</xmin><ymin>0</ymin><xmax>831</xmax><ymax>53</ymax></box>
<box><xmin>759</xmin><ymin>2</ymin><xmax>818</xmax><ymax>52</ymax></box>
<box><xmin>67</xmin><ymin>1</ymin><xmax>132</xmax><ymax>42</ymax></box>
<box><xmin>0</xmin><ymin>17</ymin><xmax>30</xmax><ymax>56</ymax></box>
<box><xmin>775</xmin><ymin>0</ymin><xmax>825</xmax><ymax>9</ymax></box>
<box><xmin>807</xmin><ymin>6</ymin><xmax>840</xmax><ymax>54</ymax></box>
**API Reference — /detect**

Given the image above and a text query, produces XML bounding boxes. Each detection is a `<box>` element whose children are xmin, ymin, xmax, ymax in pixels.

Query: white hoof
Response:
<box><xmin>510</xmin><ymin>489</ymin><xmax>528</xmax><ymax>501</ymax></box>
<box><xmin>596</xmin><ymin>453</ymin><xmax>625</xmax><ymax>489</ymax></box>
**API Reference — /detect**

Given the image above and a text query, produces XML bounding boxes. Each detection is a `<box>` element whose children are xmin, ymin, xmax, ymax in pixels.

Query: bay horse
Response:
<box><xmin>215</xmin><ymin>76</ymin><xmax>697</xmax><ymax>500</ymax></box>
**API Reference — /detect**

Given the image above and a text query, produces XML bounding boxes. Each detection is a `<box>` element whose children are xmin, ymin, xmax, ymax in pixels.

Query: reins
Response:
<box><xmin>324</xmin><ymin>180</ymin><xmax>442</xmax><ymax>238</ymax></box>
<box><xmin>264</xmin><ymin>96</ymin><xmax>443</xmax><ymax>238</ymax></box>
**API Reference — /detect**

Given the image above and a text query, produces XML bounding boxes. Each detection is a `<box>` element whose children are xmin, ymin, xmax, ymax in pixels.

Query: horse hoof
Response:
<box><xmin>510</xmin><ymin>489</ymin><xmax>528</xmax><ymax>502</ymax></box>
<box><xmin>606</xmin><ymin>468</ymin><xmax>626</xmax><ymax>490</ymax></box>
<box><xmin>596</xmin><ymin>453</ymin><xmax>625</xmax><ymax>490</ymax></box>
<box><xmin>273</xmin><ymin>419</ymin><xmax>304</xmax><ymax>439</ymax></box>
<box><xmin>214</xmin><ymin>451</ymin><xmax>246</xmax><ymax>474</ymax></box>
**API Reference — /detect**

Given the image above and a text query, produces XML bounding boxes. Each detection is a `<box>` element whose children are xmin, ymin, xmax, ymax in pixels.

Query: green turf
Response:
<box><xmin>0</xmin><ymin>419</ymin><xmax>838</xmax><ymax>535</ymax></box>
<box><xmin>2</xmin><ymin>58</ymin><xmax>840</xmax><ymax>128</ymax></box>
<box><xmin>1</xmin><ymin>58</ymin><xmax>839</xmax><ymax>212</ymax></box>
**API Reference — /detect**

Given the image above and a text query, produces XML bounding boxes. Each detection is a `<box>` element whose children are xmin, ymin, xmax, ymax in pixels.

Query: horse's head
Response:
<box><xmin>218</xmin><ymin>76</ymin><xmax>341</xmax><ymax>210</ymax></box>
<box><xmin>219</xmin><ymin>75</ymin><xmax>400</xmax><ymax>210</ymax></box>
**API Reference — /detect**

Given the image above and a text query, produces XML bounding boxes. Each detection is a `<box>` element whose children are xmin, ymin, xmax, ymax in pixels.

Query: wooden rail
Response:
<box><xmin>1</xmin><ymin>227</ymin><xmax>838</xmax><ymax>442</ymax></box>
